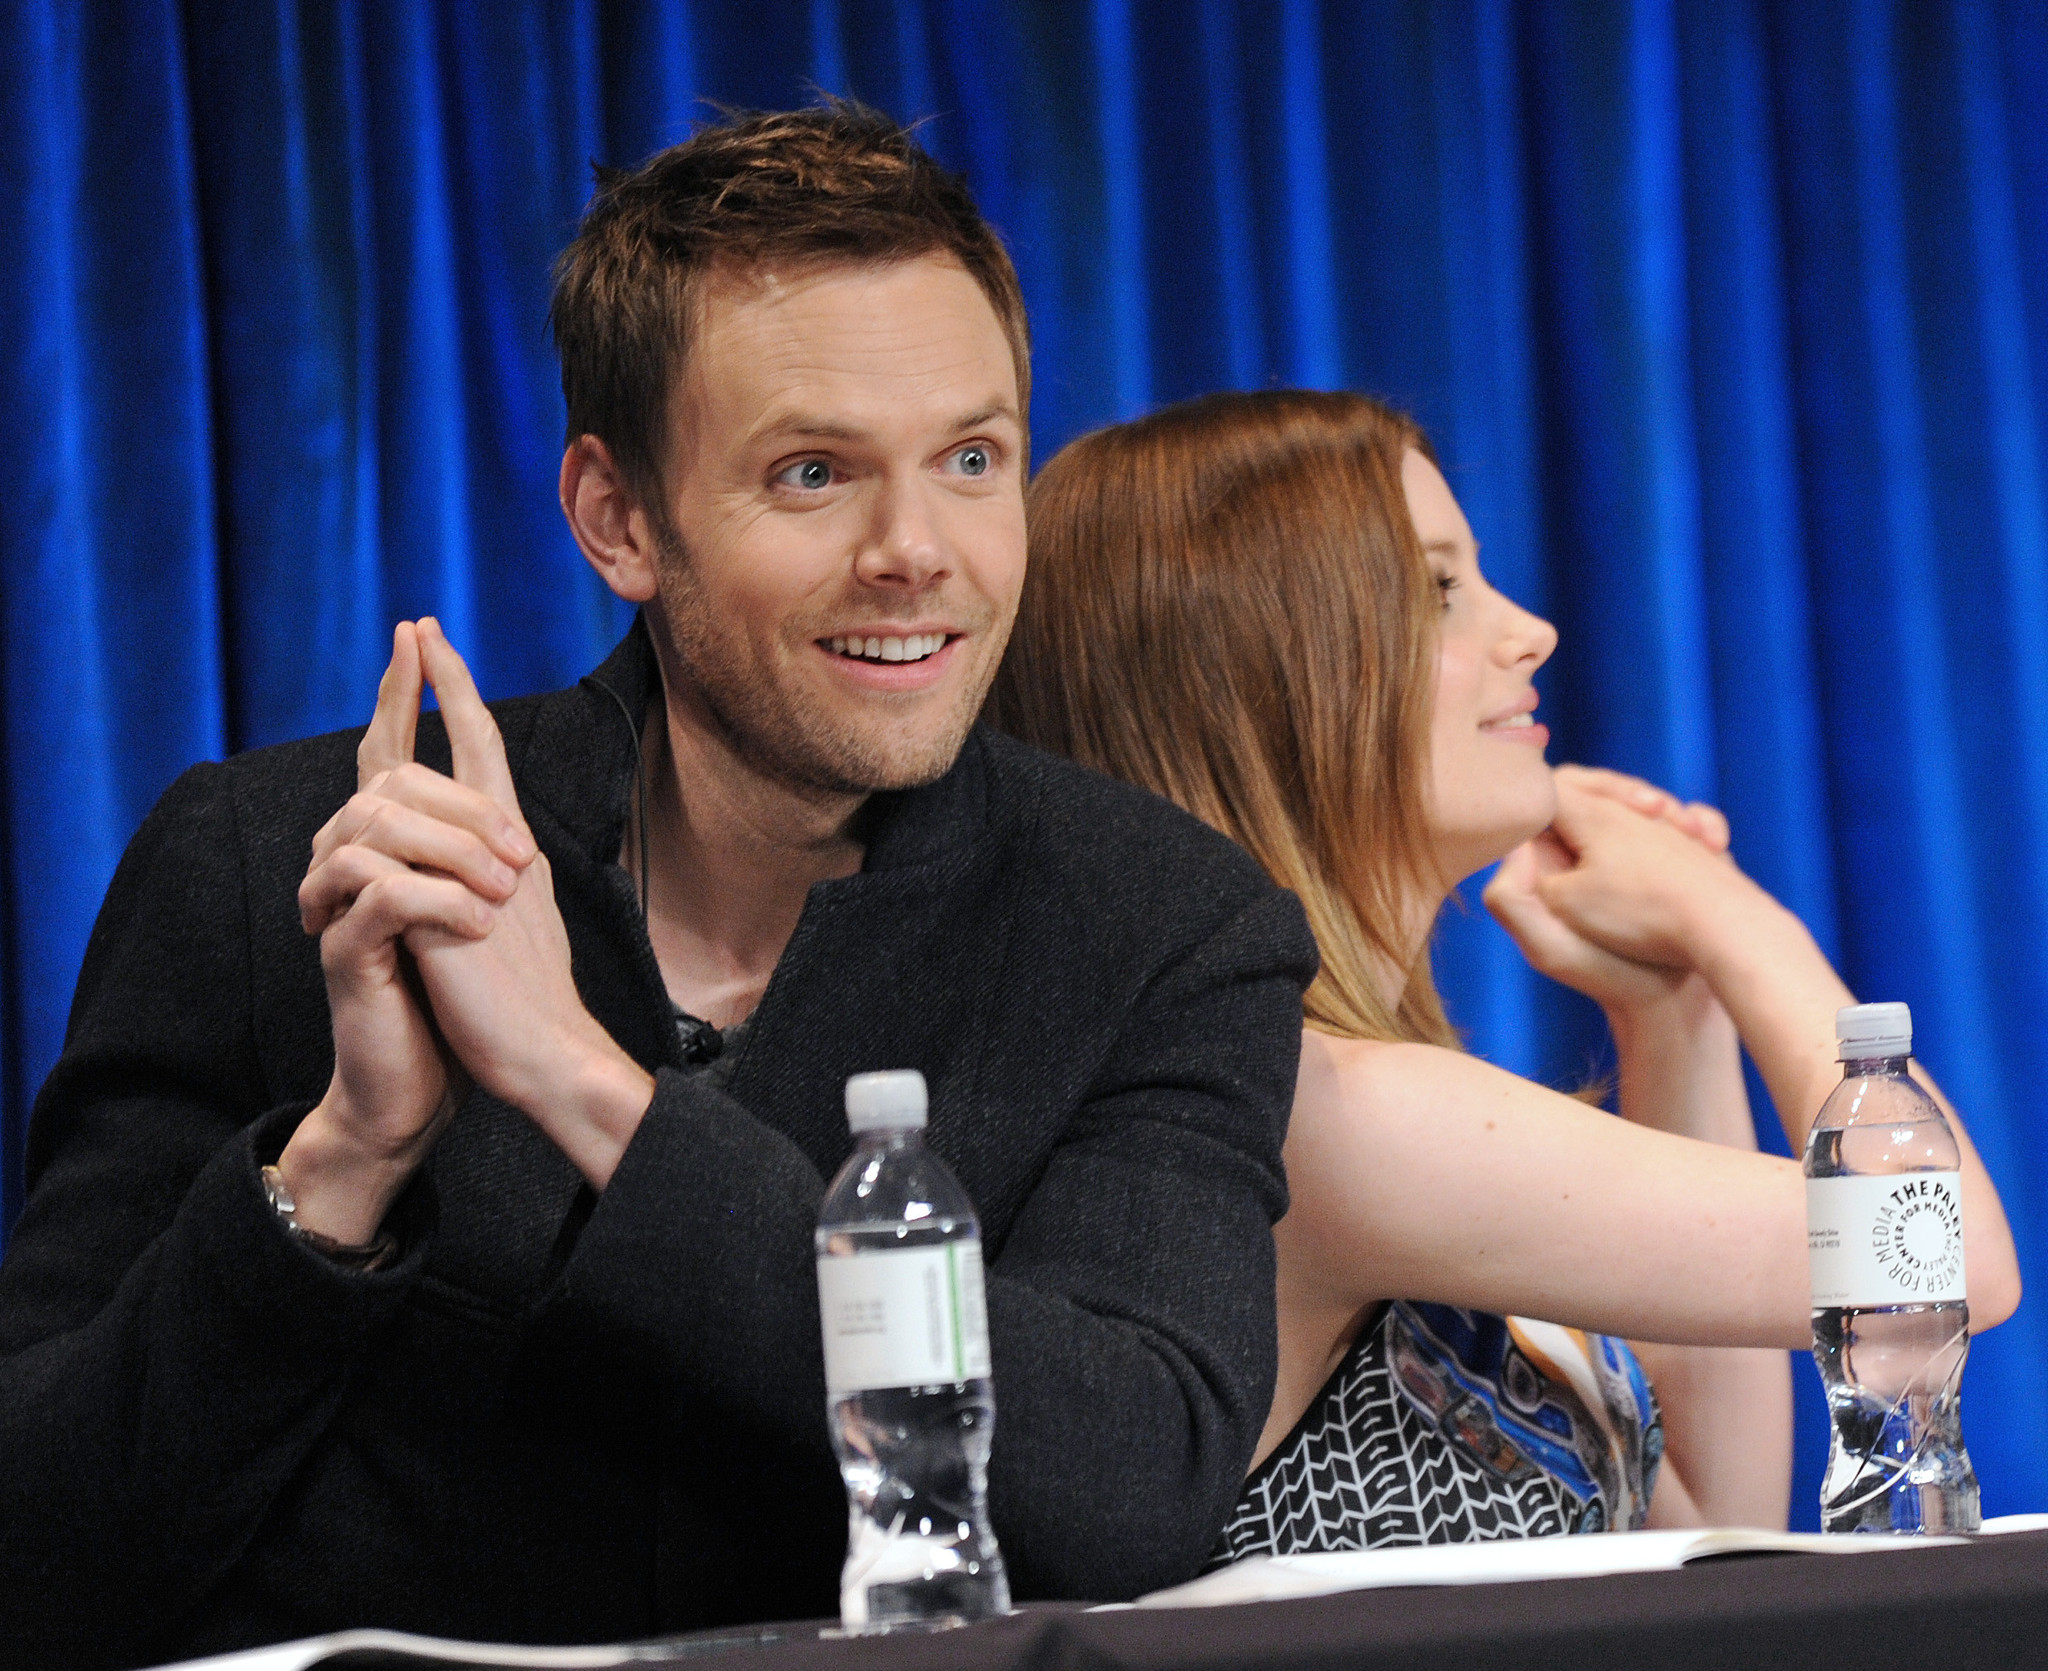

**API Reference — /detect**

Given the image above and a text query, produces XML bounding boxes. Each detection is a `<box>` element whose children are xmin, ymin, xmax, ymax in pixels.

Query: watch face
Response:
<box><xmin>261</xmin><ymin>1163</ymin><xmax>298</xmax><ymax>1218</ymax></box>
<box><xmin>258</xmin><ymin>1164</ymin><xmax>397</xmax><ymax>1270</ymax></box>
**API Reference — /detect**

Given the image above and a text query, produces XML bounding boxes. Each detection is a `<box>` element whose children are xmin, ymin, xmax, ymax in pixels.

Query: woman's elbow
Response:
<box><xmin>1971</xmin><ymin>1261</ymin><xmax>2022</xmax><ymax>1332</ymax></box>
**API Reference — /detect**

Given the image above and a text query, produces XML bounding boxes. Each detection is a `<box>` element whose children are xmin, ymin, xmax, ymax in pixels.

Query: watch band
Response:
<box><xmin>261</xmin><ymin>1165</ymin><xmax>399</xmax><ymax>1272</ymax></box>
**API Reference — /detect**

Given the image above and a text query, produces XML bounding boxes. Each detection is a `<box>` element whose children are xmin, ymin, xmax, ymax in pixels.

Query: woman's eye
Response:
<box><xmin>951</xmin><ymin>445</ymin><xmax>992</xmax><ymax>477</ymax></box>
<box><xmin>779</xmin><ymin>459</ymin><xmax>835</xmax><ymax>491</ymax></box>
<box><xmin>1435</xmin><ymin>572</ymin><xmax>1460</xmax><ymax>609</ymax></box>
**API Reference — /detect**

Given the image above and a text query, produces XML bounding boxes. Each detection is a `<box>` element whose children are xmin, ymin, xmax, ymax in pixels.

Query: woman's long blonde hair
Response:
<box><xmin>988</xmin><ymin>389</ymin><xmax>1457</xmax><ymax>1047</ymax></box>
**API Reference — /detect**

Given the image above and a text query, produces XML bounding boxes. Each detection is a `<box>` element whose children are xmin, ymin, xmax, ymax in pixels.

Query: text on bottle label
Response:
<box><xmin>816</xmin><ymin>1240</ymin><xmax>992</xmax><ymax>1393</ymax></box>
<box><xmin>1806</xmin><ymin>1172</ymin><xmax>1966</xmax><ymax>1307</ymax></box>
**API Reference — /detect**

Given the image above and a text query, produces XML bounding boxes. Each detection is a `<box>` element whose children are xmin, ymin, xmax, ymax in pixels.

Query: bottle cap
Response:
<box><xmin>1836</xmin><ymin>1002</ymin><xmax>1912</xmax><ymax>1060</ymax></box>
<box><xmin>844</xmin><ymin>1070</ymin><xmax>929</xmax><ymax>1134</ymax></box>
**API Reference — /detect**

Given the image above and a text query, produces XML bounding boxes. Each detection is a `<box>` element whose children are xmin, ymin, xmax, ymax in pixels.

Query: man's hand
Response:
<box><xmin>279</xmin><ymin>623</ymin><xmax>536</xmax><ymax>1245</ymax></box>
<box><xmin>392</xmin><ymin>622</ymin><xmax>656</xmax><ymax>1190</ymax></box>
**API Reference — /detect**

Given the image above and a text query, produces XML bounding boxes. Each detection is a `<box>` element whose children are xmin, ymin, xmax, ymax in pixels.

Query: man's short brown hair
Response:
<box><xmin>550</xmin><ymin>102</ymin><xmax>1031</xmax><ymax>504</ymax></box>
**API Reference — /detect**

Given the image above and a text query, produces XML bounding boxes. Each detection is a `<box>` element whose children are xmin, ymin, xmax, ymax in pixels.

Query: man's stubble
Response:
<box><xmin>648</xmin><ymin>516</ymin><xmax>1011</xmax><ymax>800</ymax></box>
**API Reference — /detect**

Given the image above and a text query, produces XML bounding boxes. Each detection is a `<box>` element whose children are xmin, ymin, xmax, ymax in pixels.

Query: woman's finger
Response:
<box><xmin>415</xmin><ymin>617</ymin><xmax>524</xmax><ymax>822</ymax></box>
<box><xmin>1483</xmin><ymin>839</ymin><xmax>1540</xmax><ymax>905</ymax></box>
<box><xmin>1685</xmin><ymin>801</ymin><xmax>1732</xmax><ymax>853</ymax></box>
<box><xmin>1544</xmin><ymin>780</ymin><xmax>1614</xmax><ymax>855</ymax></box>
<box><xmin>1560</xmin><ymin>763</ymin><xmax>1733</xmax><ymax>855</ymax></box>
<box><xmin>1486</xmin><ymin>847</ymin><xmax>1598</xmax><ymax>971</ymax></box>
<box><xmin>359</xmin><ymin>623</ymin><xmax>424</xmax><ymax>789</ymax></box>
<box><xmin>1555</xmin><ymin>764</ymin><xmax>1676</xmax><ymax>818</ymax></box>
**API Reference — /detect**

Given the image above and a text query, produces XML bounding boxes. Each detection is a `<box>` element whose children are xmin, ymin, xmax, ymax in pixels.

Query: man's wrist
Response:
<box><xmin>277</xmin><ymin>1096</ymin><xmax>430</xmax><ymax>1247</ymax></box>
<box><xmin>521</xmin><ymin>1029</ymin><xmax>657</xmax><ymax>1192</ymax></box>
<box><xmin>261</xmin><ymin>1164</ymin><xmax>401</xmax><ymax>1270</ymax></box>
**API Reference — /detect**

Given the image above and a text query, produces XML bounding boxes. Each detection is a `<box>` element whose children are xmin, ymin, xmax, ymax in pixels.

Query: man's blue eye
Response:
<box><xmin>956</xmin><ymin>447</ymin><xmax>989</xmax><ymax>477</ymax></box>
<box><xmin>794</xmin><ymin>460</ymin><xmax>832</xmax><ymax>490</ymax></box>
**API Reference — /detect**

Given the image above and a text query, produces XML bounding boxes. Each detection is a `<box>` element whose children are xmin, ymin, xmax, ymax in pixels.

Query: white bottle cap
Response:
<box><xmin>844</xmin><ymin>1070</ymin><xmax>929</xmax><ymax>1134</ymax></box>
<box><xmin>1837</xmin><ymin>1002</ymin><xmax>1912</xmax><ymax>1060</ymax></box>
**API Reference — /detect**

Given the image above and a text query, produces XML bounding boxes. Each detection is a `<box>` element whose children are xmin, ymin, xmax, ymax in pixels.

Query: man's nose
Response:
<box><xmin>855</xmin><ymin>475</ymin><xmax>951</xmax><ymax>590</ymax></box>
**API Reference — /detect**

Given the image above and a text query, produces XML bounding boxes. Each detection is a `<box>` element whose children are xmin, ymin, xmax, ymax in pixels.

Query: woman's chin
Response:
<box><xmin>1431</xmin><ymin>802</ymin><xmax>1559</xmax><ymax>889</ymax></box>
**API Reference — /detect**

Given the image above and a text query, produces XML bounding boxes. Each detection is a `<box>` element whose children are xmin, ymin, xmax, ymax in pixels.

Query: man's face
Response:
<box><xmin>650</xmin><ymin>254</ymin><xmax>1027</xmax><ymax>797</ymax></box>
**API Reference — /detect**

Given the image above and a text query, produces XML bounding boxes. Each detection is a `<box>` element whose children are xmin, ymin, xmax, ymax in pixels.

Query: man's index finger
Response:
<box><xmin>359</xmin><ymin>622</ymin><xmax>423</xmax><ymax>789</ymax></box>
<box><xmin>416</xmin><ymin>617</ymin><xmax>522</xmax><ymax>817</ymax></box>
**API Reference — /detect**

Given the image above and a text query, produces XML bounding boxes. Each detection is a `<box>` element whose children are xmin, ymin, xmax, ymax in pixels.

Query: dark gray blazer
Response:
<box><xmin>0</xmin><ymin>625</ymin><xmax>1317</xmax><ymax>1669</ymax></box>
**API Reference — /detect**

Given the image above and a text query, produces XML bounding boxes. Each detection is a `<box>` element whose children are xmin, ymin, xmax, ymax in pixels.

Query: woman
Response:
<box><xmin>989</xmin><ymin>390</ymin><xmax>2019</xmax><ymax>1550</ymax></box>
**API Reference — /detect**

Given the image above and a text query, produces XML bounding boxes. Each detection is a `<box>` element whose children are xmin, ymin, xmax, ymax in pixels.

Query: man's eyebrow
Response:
<box><xmin>749</xmin><ymin>401</ymin><xmax>1024</xmax><ymax>447</ymax></box>
<box><xmin>751</xmin><ymin>413</ymin><xmax>871</xmax><ymax>445</ymax></box>
<box><xmin>947</xmin><ymin>401</ymin><xmax>1024</xmax><ymax>433</ymax></box>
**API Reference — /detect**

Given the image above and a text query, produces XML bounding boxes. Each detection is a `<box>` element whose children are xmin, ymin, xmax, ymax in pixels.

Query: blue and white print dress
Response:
<box><xmin>1211</xmin><ymin>1302</ymin><xmax>1663</xmax><ymax>1563</ymax></box>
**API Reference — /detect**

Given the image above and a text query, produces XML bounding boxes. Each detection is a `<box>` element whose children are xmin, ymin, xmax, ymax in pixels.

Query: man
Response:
<box><xmin>0</xmin><ymin>106</ymin><xmax>1316</xmax><ymax>1667</ymax></box>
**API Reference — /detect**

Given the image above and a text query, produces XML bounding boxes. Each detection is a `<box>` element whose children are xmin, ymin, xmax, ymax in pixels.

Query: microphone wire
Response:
<box><xmin>585</xmin><ymin>673</ymin><xmax>651</xmax><ymax>922</ymax></box>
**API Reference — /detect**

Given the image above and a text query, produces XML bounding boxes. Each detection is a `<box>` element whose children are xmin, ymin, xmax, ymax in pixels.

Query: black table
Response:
<box><xmin>330</xmin><ymin>1529</ymin><xmax>2048</xmax><ymax>1671</ymax></box>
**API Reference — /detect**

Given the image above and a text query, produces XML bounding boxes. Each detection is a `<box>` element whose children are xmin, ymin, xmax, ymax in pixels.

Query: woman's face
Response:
<box><xmin>1404</xmin><ymin>448</ymin><xmax>1560</xmax><ymax>887</ymax></box>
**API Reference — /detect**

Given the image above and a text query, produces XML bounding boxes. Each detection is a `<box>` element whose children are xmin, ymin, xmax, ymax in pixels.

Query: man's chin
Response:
<box><xmin>758</xmin><ymin>717</ymin><xmax>978</xmax><ymax>800</ymax></box>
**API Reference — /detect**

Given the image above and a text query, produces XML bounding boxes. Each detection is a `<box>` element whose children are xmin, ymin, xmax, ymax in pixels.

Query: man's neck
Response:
<box><xmin>633</xmin><ymin>674</ymin><xmax>867</xmax><ymax>1030</ymax></box>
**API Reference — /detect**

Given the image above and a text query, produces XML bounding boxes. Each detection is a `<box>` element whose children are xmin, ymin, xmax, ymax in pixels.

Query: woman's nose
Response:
<box><xmin>1495</xmin><ymin>598</ymin><xmax>1558</xmax><ymax>669</ymax></box>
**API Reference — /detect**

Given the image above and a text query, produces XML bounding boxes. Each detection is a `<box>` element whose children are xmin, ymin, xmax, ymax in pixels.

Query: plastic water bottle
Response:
<box><xmin>1803</xmin><ymin>1003</ymin><xmax>1979</xmax><ymax>1533</ymax></box>
<box><xmin>816</xmin><ymin>1071</ymin><xmax>1010</xmax><ymax>1632</ymax></box>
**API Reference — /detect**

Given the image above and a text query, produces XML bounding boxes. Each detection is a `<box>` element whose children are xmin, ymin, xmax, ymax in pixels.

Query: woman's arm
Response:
<box><xmin>1270</xmin><ymin>772</ymin><xmax>2018</xmax><ymax>1484</ymax></box>
<box><xmin>1635</xmin><ymin>1334</ymin><xmax>1791</xmax><ymax>1528</ymax></box>
<box><xmin>1282</xmin><ymin>1033</ymin><xmax>1811</xmax><ymax>1348</ymax></box>
<box><xmin>1269</xmin><ymin>1031</ymin><xmax>1807</xmax><ymax>1477</ymax></box>
<box><xmin>1611</xmin><ymin>990</ymin><xmax>1791</xmax><ymax>1529</ymax></box>
<box><xmin>1531</xmin><ymin>772</ymin><xmax>2021</xmax><ymax>1327</ymax></box>
<box><xmin>1487</xmin><ymin>802</ymin><xmax>1791</xmax><ymax>1526</ymax></box>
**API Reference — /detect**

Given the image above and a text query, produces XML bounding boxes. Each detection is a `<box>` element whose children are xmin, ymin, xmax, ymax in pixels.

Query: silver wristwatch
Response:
<box><xmin>260</xmin><ymin>1165</ymin><xmax>399</xmax><ymax>1272</ymax></box>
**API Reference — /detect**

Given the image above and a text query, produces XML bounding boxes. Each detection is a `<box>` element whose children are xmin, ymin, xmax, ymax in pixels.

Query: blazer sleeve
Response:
<box><xmin>558</xmin><ymin>883</ymin><xmax>1314</xmax><ymax>1604</ymax></box>
<box><xmin>0</xmin><ymin>763</ymin><xmax>433</xmax><ymax>1669</ymax></box>
<box><xmin>976</xmin><ymin>884</ymin><xmax>1311</xmax><ymax>1597</ymax></box>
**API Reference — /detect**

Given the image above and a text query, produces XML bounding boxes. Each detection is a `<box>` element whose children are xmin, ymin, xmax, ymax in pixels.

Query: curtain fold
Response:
<box><xmin>5</xmin><ymin>0</ymin><xmax>2046</xmax><ymax>1526</ymax></box>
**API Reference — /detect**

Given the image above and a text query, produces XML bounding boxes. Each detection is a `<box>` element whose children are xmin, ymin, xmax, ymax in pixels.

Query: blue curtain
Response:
<box><xmin>5</xmin><ymin>0</ymin><xmax>2046</xmax><ymax>1528</ymax></box>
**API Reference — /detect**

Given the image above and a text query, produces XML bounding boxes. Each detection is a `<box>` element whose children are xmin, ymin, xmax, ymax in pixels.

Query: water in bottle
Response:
<box><xmin>1804</xmin><ymin>1002</ymin><xmax>1979</xmax><ymax>1533</ymax></box>
<box><xmin>816</xmin><ymin>1070</ymin><xmax>1010</xmax><ymax>1632</ymax></box>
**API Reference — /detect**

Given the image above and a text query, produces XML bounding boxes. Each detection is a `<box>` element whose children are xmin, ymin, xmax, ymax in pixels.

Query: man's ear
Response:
<box><xmin>560</xmin><ymin>435</ymin><xmax>660</xmax><ymax>603</ymax></box>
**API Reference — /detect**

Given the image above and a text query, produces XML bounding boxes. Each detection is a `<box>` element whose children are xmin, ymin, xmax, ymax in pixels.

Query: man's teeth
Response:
<box><xmin>829</xmin><ymin>633</ymin><xmax>947</xmax><ymax>663</ymax></box>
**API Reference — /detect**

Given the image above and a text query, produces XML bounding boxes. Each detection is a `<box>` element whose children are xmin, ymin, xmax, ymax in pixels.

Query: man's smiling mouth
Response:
<box><xmin>826</xmin><ymin>633</ymin><xmax>951</xmax><ymax>664</ymax></box>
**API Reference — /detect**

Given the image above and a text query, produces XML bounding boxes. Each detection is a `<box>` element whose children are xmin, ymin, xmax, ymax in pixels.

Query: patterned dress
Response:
<box><xmin>1212</xmin><ymin>1302</ymin><xmax>1663</xmax><ymax>1563</ymax></box>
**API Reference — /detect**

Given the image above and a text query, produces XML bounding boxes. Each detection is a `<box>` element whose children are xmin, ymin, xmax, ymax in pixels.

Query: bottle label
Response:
<box><xmin>1807</xmin><ymin>1173</ymin><xmax>1966</xmax><ymax>1306</ymax></box>
<box><xmin>816</xmin><ymin>1240</ymin><xmax>992</xmax><ymax>1393</ymax></box>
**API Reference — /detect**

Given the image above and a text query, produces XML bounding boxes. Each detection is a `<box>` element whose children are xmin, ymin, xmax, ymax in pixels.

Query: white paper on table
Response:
<box><xmin>1120</xmin><ymin>1525</ymin><xmax>1973</xmax><ymax>1611</ymax></box>
<box><xmin>1982</xmin><ymin>1513</ymin><xmax>2048</xmax><ymax>1534</ymax></box>
<box><xmin>153</xmin><ymin>1629</ymin><xmax>670</xmax><ymax>1671</ymax></box>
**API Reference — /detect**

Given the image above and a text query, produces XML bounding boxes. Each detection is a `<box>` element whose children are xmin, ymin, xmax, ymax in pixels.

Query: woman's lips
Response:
<box><xmin>1479</xmin><ymin>710</ymin><xmax>1548</xmax><ymax>747</ymax></box>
